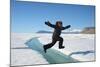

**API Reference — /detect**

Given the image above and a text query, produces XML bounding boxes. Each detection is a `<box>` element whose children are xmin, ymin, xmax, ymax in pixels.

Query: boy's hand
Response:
<box><xmin>65</xmin><ymin>25</ymin><xmax>71</xmax><ymax>29</ymax></box>
<box><xmin>45</xmin><ymin>21</ymin><xmax>50</xmax><ymax>25</ymax></box>
<box><xmin>68</xmin><ymin>25</ymin><xmax>71</xmax><ymax>28</ymax></box>
<box><xmin>45</xmin><ymin>21</ymin><xmax>55</xmax><ymax>28</ymax></box>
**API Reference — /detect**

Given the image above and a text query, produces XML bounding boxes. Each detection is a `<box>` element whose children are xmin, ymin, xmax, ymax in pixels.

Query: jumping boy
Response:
<box><xmin>43</xmin><ymin>21</ymin><xmax>71</xmax><ymax>53</ymax></box>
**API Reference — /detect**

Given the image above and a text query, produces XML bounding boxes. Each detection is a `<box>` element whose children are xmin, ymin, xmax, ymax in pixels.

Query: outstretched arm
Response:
<box><xmin>45</xmin><ymin>21</ymin><xmax>55</xmax><ymax>28</ymax></box>
<box><xmin>62</xmin><ymin>25</ymin><xmax>71</xmax><ymax>30</ymax></box>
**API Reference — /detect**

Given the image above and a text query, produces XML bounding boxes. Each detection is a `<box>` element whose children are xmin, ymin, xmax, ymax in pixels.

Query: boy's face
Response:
<box><xmin>58</xmin><ymin>23</ymin><xmax>62</xmax><ymax>27</ymax></box>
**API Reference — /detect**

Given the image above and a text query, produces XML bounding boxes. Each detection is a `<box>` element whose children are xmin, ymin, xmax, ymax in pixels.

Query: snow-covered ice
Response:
<box><xmin>11</xmin><ymin>33</ymin><xmax>49</xmax><ymax>66</ymax></box>
<box><xmin>11</xmin><ymin>49</ymin><xmax>48</xmax><ymax>66</ymax></box>
<box><xmin>11</xmin><ymin>33</ymin><xmax>95</xmax><ymax>66</ymax></box>
<box><xmin>38</xmin><ymin>33</ymin><xmax>95</xmax><ymax>61</ymax></box>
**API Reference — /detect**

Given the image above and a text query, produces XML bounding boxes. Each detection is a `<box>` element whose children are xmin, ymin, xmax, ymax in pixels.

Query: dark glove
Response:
<box><xmin>68</xmin><ymin>25</ymin><xmax>71</xmax><ymax>28</ymax></box>
<box><xmin>66</xmin><ymin>25</ymin><xmax>71</xmax><ymax>28</ymax></box>
<box><xmin>45</xmin><ymin>21</ymin><xmax>50</xmax><ymax>25</ymax></box>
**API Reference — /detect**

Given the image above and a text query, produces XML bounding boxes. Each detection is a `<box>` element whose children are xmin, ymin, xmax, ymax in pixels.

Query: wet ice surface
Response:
<box><xmin>11</xmin><ymin>33</ymin><xmax>95</xmax><ymax>66</ymax></box>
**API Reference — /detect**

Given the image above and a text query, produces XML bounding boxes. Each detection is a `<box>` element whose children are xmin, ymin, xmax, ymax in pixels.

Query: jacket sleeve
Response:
<box><xmin>45</xmin><ymin>21</ymin><xmax>55</xmax><ymax>28</ymax></box>
<box><xmin>62</xmin><ymin>25</ymin><xmax>71</xmax><ymax>30</ymax></box>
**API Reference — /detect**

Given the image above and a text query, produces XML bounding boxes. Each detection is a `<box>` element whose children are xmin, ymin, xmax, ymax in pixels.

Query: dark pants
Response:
<box><xmin>44</xmin><ymin>36</ymin><xmax>63</xmax><ymax>49</ymax></box>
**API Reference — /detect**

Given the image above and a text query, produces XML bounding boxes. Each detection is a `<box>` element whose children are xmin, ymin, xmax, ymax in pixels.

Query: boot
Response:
<box><xmin>59</xmin><ymin>46</ymin><xmax>65</xmax><ymax>49</ymax></box>
<box><xmin>43</xmin><ymin>45</ymin><xmax>47</xmax><ymax>53</ymax></box>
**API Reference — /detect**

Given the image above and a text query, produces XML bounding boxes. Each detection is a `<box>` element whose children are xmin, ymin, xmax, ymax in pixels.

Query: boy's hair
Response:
<box><xmin>56</xmin><ymin>21</ymin><xmax>62</xmax><ymax>27</ymax></box>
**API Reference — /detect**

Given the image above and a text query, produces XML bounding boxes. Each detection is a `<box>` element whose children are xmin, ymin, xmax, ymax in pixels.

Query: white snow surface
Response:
<box><xmin>11</xmin><ymin>33</ymin><xmax>49</xmax><ymax>66</ymax></box>
<box><xmin>38</xmin><ymin>33</ymin><xmax>95</xmax><ymax>61</ymax></box>
<box><xmin>11</xmin><ymin>33</ymin><xmax>95</xmax><ymax>66</ymax></box>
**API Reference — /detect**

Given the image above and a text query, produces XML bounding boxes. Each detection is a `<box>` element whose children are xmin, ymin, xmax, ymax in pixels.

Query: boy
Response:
<box><xmin>43</xmin><ymin>21</ymin><xmax>71</xmax><ymax>53</ymax></box>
